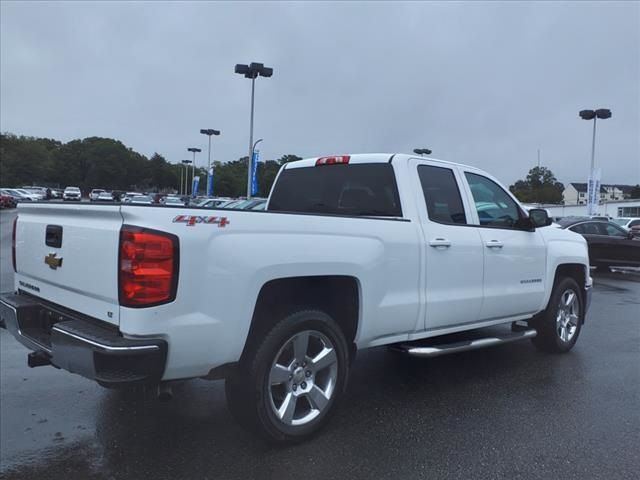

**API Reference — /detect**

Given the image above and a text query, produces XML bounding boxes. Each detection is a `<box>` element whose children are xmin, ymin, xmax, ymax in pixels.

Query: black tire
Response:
<box><xmin>531</xmin><ymin>277</ymin><xmax>584</xmax><ymax>353</ymax></box>
<box><xmin>225</xmin><ymin>309</ymin><xmax>350</xmax><ymax>443</ymax></box>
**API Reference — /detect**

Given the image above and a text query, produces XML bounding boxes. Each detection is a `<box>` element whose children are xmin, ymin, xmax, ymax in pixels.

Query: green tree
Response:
<box><xmin>629</xmin><ymin>185</ymin><xmax>640</xmax><ymax>199</ymax></box>
<box><xmin>509</xmin><ymin>166</ymin><xmax>564</xmax><ymax>204</ymax></box>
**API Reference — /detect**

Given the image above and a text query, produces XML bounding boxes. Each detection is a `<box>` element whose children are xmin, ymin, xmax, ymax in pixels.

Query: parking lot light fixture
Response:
<box><xmin>235</xmin><ymin>62</ymin><xmax>274</xmax><ymax>198</ymax></box>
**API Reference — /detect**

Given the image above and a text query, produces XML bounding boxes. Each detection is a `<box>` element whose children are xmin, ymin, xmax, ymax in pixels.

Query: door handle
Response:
<box><xmin>485</xmin><ymin>240</ymin><xmax>504</xmax><ymax>249</ymax></box>
<box><xmin>429</xmin><ymin>238</ymin><xmax>451</xmax><ymax>248</ymax></box>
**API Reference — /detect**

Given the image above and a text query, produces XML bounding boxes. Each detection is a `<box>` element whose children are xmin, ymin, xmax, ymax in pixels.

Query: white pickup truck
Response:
<box><xmin>1</xmin><ymin>153</ymin><xmax>592</xmax><ymax>442</ymax></box>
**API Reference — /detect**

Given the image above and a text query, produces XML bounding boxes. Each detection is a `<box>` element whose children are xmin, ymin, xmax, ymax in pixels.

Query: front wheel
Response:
<box><xmin>226</xmin><ymin>309</ymin><xmax>350</xmax><ymax>443</ymax></box>
<box><xmin>531</xmin><ymin>277</ymin><xmax>584</xmax><ymax>353</ymax></box>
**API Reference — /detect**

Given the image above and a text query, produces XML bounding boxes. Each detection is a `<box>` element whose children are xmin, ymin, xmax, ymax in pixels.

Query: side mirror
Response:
<box><xmin>529</xmin><ymin>208</ymin><xmax>552</xmax><ymax>228</ymax></box>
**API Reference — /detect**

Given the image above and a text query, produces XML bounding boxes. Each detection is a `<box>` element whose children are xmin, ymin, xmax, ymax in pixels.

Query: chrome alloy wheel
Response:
<box><xmin>268</xmin><ymin>330</ymin><xmax>338</xmax><ymax>426</ymax></box>
<box><xmin>556</xmin><ymin>289</ymin><xmax>580</xmax><ymax>343</ymax></box>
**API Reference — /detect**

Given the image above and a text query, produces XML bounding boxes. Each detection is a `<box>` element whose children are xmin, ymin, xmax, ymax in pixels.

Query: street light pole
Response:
<box><xmin>187</xmin><ymin>147</ymin><xmax>201</xmax><ymax>196</ymax></box>
<box><xmin>579</xmin><ymin>108</ymin><xmax>612</xmax><ymax>215</ymax></box>
<box><xmin>181</xmin><ymin>160</ymin><xmax>192</xmax><ymax>196</ymax></box>
<box><xmin>235</xmin><ymin>62</ymin><xmax>274</xmax><ymax>198</ymax></box>
<box><xmin>200</xmin><ymin>129</ymin><xmax>220</xmax><ymax>197</ymax></box>
<box><xmin>248</xmin><ymin>78</ymin><xmax>256</xmax><ymax>199</ymax></box>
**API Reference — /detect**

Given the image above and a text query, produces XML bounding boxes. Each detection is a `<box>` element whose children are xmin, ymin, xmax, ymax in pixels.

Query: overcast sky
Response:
<box><xmin>1</xmin><ymin>1</ymin><xmax>639</xmax><ymax>186</ymax></box>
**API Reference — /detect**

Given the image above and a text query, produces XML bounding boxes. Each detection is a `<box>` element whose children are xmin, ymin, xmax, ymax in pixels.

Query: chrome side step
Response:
<box><xmin>396</xmin><ymin>329</ymin><xmax>537</xmax><ymax>358</ymax></box>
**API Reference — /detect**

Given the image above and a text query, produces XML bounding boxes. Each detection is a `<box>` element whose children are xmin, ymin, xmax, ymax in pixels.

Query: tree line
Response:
<box><xmin>0</xmin><ymin>133</ymin><xmax>301</xmax><ymax>198</ymax></box>
<box><xmin>3</xmin><ymin>133</ymin><xmax>638</xmax><ymax>202</ymax></box>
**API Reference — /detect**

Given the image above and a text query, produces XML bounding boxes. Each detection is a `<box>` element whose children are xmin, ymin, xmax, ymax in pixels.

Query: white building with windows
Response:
<box><xmin>543</xmin><ymin>199</ymin><xmax>640</xmax><ymax>219</ymax></box>
<box><xmin>562</xmin><ymin>183</ymin><xmax>634</xmax><ymax>205</ymax></box>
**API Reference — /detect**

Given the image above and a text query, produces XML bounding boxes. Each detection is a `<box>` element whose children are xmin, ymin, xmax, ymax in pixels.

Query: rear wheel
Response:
<box><xmin>225</xmin><ymin>309</ymin><xmax>350</xmax><ymax>443</ymax></box>
<box><xmin>531</xmin><ymin>277</ymin><xmax>583</xmax><ymax>353</ymax></box>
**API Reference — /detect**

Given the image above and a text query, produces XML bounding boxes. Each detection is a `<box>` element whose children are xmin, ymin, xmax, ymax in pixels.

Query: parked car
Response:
<box><xmin>163</xmin><ymin>196</ymin><xmax>186</xmax><ymax>207</ymax></box>
<box><xmin>120</xmin><ymin>192</ymin><xmax>141</xmax><ymax>204</ymax></box>
<box><xmin>558</xmin><ymin>218</ymin><xmax>640</xmax><ymax>270</ymax></box>
<box><xmin>0</xmin><ymin>193</ymin><xmax>17</xmax><ymax>208</ymax></box>
<box><xmin>0</xmin><ymin>189</ymin><xmax>30</xmax><ymax>203</ymax></box>
<box><xmin>197</xmin><ymin>198</ymin><xmax>234</xmax><ymax>209</ymax></box>
<box><xmin>129</xmin><ymin>194</ymin><xmax>154</xmax><ymax>205</ymax></box>
<box><xmin>612</xmin><ymin>217</ymin><xmax>640</xmax><ymax>231</ymax></box>
<box><xmin>50</xmin><ymin>189</ymin><xmax>64</xmax><ymax>199</ymax></box>
<box><xmin>13</xmin><ymin>189</ymin><xmax>41</xmax><ymax>201</ymax></box>
<box><xmin>63</xmin><ymin>186</ymin><xmax>82</xmax><ymax>201</ymax></box>
<box><xmin>96</xmin><ymin>191</ymin><xmax>115</xmax><ymax>202</ymax></box>
<box><xmin>89</xmin><ymin>189</ymin><xmax>106</xmax><ymax>201</ymax></box>
<box><xmin>2</xmin><ymin>153</ymin><xmax>593</xmax><ymax>443</ymax></box>
<box><xmin>22</xmin><ymin>186</ymin><xmax>49</xmax><ymax>200</ymax></box>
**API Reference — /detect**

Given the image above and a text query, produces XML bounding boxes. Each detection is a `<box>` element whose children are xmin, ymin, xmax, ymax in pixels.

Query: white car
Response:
<box><xmin>22</xmin><ymin>187</ymin><xmax>48</xmax><ymax>200</ymax></box>
<box><xmin>89</xmin><ymin>189</ymin><xmax>105</xmax><ymax>201</ymax></box>
<box><xmin>121</xmin><ymin>192</ymin><xmax>142</xmax><ymax>204</ymax></box>
<box><xmin>163</xmin><ymin>197</ymin><xmax>185</xmax><ymax>207</ymax></box>
<box><xmin>2</xmin><ymin>153</ymin><xmax>592</xmax><ymax>443</ymax></box>
<box><xmin>96</xmin><ymin>191</ymin><xmax>114</xmax><ymax>202</ymax></box>
<box><xmin>14</xmin><ymin>189</ymin><xmax>41</xmax><ymax>201</ymax></box>
<box><xmin>63</xmin><ymin>187</ymin><xmax>81</xmax><ymax>201</ymax></box>
<box><xmin>130</xmin><ymin>195</ymin><xmax>153</xmax><ymax>205</ymax></box>
<box><xmin>612</xmin><ymin>217</ymin><xmax>640</xmax><ymax>231</ymax></box>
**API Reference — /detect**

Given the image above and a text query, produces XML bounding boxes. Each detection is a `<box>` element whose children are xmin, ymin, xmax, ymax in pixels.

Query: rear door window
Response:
<box><xmin>417</xmin><ymin>165</ymin><xmax>467</xmax><ymax>224</ymax></box>
<box><xmin>269</xmin><ymin>164</ymin><xmax>402</xmax><ymax>217</ymax></box>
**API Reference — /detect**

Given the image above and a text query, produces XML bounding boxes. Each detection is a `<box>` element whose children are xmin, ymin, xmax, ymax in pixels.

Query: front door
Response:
<box><xmin>412</xmin><ymin>160</ymin><xmax>484</xmax><ymax>331</ymax></box>
<box><xmin>461</xmin><ymin>171</ymin><xmax>547</xmax><ymax>321</ymax></box>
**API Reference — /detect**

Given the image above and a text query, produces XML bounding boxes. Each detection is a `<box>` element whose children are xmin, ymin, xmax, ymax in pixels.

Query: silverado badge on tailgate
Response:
<box><xmin>44</xmin><ymin>253</ymin><xmax>63</xmax><ymax>270</ymax></box>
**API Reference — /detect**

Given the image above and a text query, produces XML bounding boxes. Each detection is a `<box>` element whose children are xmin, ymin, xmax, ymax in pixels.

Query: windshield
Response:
<box><xmin>612</xmin><ymin>218</ymin><xmax>629</xmax><ymax>226</ymax></box>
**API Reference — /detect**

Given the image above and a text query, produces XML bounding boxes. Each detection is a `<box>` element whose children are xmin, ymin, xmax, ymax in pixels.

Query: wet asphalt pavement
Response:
<box><xmin>1</xmin><ymin>209</ymin><xmax>639</xmax><ymax>479</ymax></box>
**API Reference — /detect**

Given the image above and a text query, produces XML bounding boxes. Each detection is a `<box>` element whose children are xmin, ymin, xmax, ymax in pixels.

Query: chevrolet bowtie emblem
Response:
<box><xmin>44</xmin><ymin>253</ymin><xmax>63</xmax><ymax>270</ymax></box>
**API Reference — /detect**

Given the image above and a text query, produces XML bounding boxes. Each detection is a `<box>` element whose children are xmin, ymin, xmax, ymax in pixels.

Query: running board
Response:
<box><xmin>394</xmin><ymin>329</ymin><xmax>537</xmax><ymax>358</ymax></box>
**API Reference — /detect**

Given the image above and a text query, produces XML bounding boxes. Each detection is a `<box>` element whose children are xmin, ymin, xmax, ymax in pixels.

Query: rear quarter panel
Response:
<box><xmin>119</xmin><ymin>206</ymin><xmax>421</xmax><ymax>380</ymax></box>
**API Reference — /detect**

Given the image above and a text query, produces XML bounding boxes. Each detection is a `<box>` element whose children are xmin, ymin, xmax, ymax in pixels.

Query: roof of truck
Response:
<box><xmin>284</xmin><ymin>153</ymin><xmax>466</xmax><ymax>170</ymax></box>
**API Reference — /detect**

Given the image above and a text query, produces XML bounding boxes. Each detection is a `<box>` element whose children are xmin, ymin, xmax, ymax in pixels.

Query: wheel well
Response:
<box><xmin>553</xmin><ymin>264</ymin><xmax>588</xmax><ymax>322</ymax></box>
<box><xmin>242</xmin><ymin>276</ymin><xmax>360</xmax><ymax>361</ymax></box>
<box><xmin>554</xmin><ymin>263</ymin><xmax>587</xmax><ymax>290</ymax></box>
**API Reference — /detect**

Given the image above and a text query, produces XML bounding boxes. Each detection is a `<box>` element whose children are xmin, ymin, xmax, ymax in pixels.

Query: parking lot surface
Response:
<box><xmin>1</xmin><ymin>209</ymin><xmax>638</xmax><ymax>479</ymax></box>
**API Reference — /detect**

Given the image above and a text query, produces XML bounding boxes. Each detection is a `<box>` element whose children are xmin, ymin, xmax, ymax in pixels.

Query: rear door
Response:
<box><xmin>411</xmin><ymin>159</ymin><xmax>484</xmax><ymax>330</ymax></box>
<box><xmin>460</xmin><ymin>171</ymin><xmax>547</xmax><ymax>321</ymax></box>
<box><xmin>596</xmin><ymin>222</ymin><xmax>640</xmax><ymax>265</ymax></box>
<box><xmin>14</xmin><ymin>204</ymin><xmax>123</xmax><ymax>325</ymax></box>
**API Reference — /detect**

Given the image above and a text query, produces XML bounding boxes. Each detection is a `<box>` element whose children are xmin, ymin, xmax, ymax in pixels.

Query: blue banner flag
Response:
<box><xmin>251</xmin><ymin>150</ymin><xmax>260</xmax><ymax>196</ymax></box>
<box><xmin>192</xmin><ymin>175</ymin><xmax>200</xmax><ymax>198</ymax></box>
<box><xmin>207</xmin><ymin>167</ymin><xmax>214</xmax><ymax>197</ymax></box>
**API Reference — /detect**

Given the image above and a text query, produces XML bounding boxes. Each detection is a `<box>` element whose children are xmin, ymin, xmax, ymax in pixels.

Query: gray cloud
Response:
<box><xmin>1</xmin><ymin>1</ymin><xmax>638</xmax><ymax>186</ymax></box>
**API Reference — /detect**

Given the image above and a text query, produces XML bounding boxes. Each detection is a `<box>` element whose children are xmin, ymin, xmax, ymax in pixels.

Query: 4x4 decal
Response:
<box><xmin>173</xmin><ymin>215</ymin><xmax>230</xmax><ymax>227</ymax></box>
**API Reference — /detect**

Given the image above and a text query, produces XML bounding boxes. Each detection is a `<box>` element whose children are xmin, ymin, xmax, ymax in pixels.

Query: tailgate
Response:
<box><xmin>14</xmin><ymin>203</ymin><xmax>123</xmax><ymax>325</ymax></box>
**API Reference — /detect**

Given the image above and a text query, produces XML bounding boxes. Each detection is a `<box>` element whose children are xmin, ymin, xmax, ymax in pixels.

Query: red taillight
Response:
<box><xmin>12</xmin><ymin>216</ymin><xmax>17</xmax><ymax>272</ymax></box>
<box><xmin>315</xmin><ymin>155</ymin><xmax>350</xmax><ymax>166</ymax></box>
<box><xmin>119</xmin><ymin>225</ymin><xmax>179</xmax><ymax>307</ymax></box>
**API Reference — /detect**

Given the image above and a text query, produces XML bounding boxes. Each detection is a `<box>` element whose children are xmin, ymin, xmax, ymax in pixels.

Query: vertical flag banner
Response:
<box><xmin>586</xmin><ymin>168</ymin><xmax>601</xmax><ymax>216</ymax></box>
<box><xmin>207</xmin><ymin>167</ymin><xmax>214</xmax><ymax>197</ymax></box>
<box><xmin>192</xmin><ymin>175</ymin><xmax>200</xmax><ymax>198</ymax></box>
<box><xmin>251</xmin><ymin>150</ymin><xmax>260</xmax><ymax>196</ymax></box>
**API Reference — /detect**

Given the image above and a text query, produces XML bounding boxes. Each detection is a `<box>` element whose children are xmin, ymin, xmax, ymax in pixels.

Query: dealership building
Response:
<box><xmin>541</xmin><ymin>199</ymin><xmax>640</xmax><ymax>219</ymax></box>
